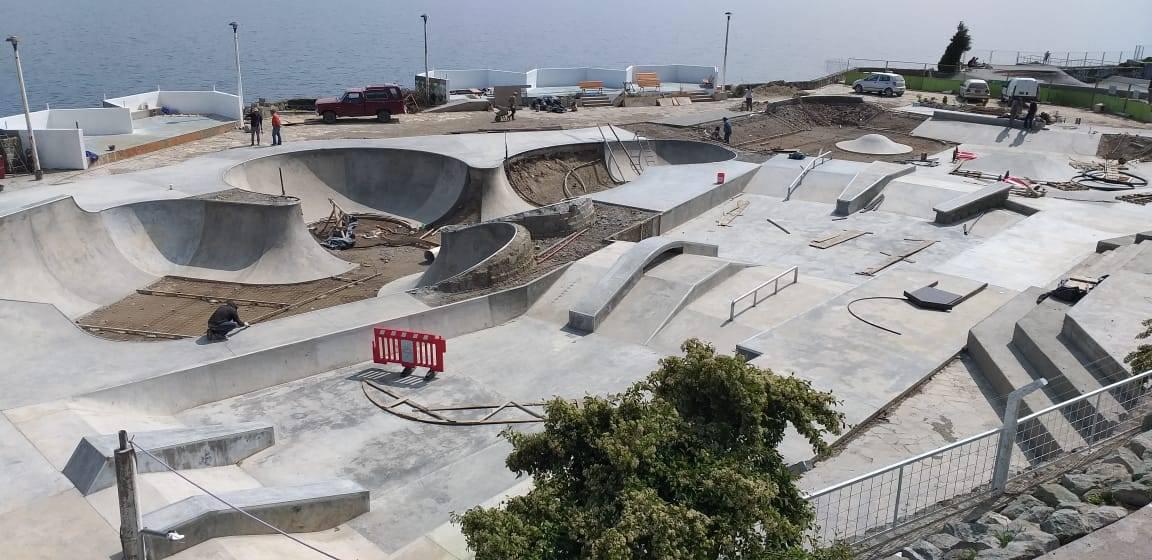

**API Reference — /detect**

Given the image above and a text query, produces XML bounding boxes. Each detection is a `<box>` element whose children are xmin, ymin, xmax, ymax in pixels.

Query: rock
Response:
<box><xmin>1102</xmin><ymin>448</ymin><xmax>1147</xmax><ymax>476</ymax></box>
<box><xmin>1128</xmin><ymin>432</ymin><xmax>1152</xmax><ymax>457</ymax></box>
<box><xmin>1006</xmin><ymin>518</ymin><xmax>1041</xmax><ymax>534</ymax></box>
<box><xmin>999</xmin><ymin>495</ymin><xmax>1046</xmax><ymax>519</ymax></box>
<box><xmin>976</xmin><ymin>511</ymin><xmax>1011</xmax><ymax>528</ymax></box>
<box><xmin>1081</xmin><ymin>488</ymin><xmax>1111</xmax><ymax>506</ymax></box>
<box><xmin>1110</xmin><ymin>481</ymin><xmax>1152</xmax><ymax>507</ymax></box>
<box><xmin>1060</xmin><ymin>473</ymin><xmax>1104</xmax><ymax>497</ymax></box>
<box><xmin>943</xmin><ymin>521</ymin><xmax>985</xmax><ymax>541</ymax></box>
<box><xmin>1016</xmin><ymin>505</ymin><xmax>1055</xmax><ymax>524</ymax></box>
<box><xmin>942</xmin><ymin>551</ymin><xmax>976</xmax><ymax>560</ymax></box>
<box><xmin>902</xmin><ymin>540</ymin><xmax>944</xmax><ymax>560</ymax></box>
<box><xmin>1033</xmin><ymin>484</ymin><xmax>1081</xmax><ymax>508</ymax></box>
<box><xmin>1039</xmin><ymin>509</ymin><xmax>1090</xmax><ymax>544</ymax></box>
<box><xmin>1011</xmin><ymin>529</ymin><xmax>1061</xmax><ymax>553</ymax></box>
<box><xmin>1081</xmin><ymin>505</ymin><xmax>1127</xmax><ymax>531</ymax></box>
<box><xmin>926</xmin><ymin>533</ymin><xmax>962</xmax><ymax>552</ymax></box>
<box><xmin>975</xmin><ymin>543</ymin><xmax>1041</xmax><ymax>560</ymax></box>
<box><xmin>1085</xmin><ymin>462</ymin><xmax>1132</xmax><ymax>485</ymax></box>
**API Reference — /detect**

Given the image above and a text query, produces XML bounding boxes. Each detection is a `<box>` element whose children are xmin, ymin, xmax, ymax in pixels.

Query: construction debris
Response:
<box><xmin>766</xmin><ymin>218</ymin><xmax>791</xmax><ymax>234</ymax></box>
<box><xmin>717</xmin><ymin>199</ymin><xmax>750</xmax><ymax>226</ymax></box>
<box><xmin>1118</xmin><ymin>193</ymin><xmax>1152</xmax><ymax>206</ymax></box>
<box><xmin>362</xmin><ymin>379</ymin><xmax>548</xmax><ymax>426</ymax></box>
<box><xmin>809</xmin><ymin>230</ymin><xmax>870</xmax><ymax>249</ymax></box>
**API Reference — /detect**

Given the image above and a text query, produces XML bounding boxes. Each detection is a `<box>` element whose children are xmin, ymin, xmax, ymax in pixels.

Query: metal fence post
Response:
<box><xmin>1087</xmin><ymin>392</ymin><xmax>1104</xmax><ymax>450</ymax></box>
<box><xmin>115</xmin><ymin>430</ymin><xmax>143</xmax><ymax>560</ymax></box>
<box><xmin>992</xmin><ymin>379</ymin><xmax>1047</xmax><ymax>493</ymax></box>
<box><xmin>891</xmin><ymin>465</ymin><xmax>905</xmax><ymax>529</ymax></box>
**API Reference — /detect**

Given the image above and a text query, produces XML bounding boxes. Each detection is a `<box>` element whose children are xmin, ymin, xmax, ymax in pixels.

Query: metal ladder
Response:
<box><xmin>638</xmin><ymin>135</ymin><xmax>658</xmax><ymax>169</ymax></box>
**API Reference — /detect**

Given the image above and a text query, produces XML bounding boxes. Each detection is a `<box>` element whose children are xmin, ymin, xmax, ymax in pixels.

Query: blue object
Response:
<box><xmin>161</xmin><ymin>106</ymin><xmax>173</xmax><ymax>115</ymax></box>
<box><xmin>85</xmin><ymin>150</ymin><xmax>99</xmax><ymax>162</ymax></box>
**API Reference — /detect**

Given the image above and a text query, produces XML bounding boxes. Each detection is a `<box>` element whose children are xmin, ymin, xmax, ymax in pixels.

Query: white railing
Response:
<box><xmin>784</xmin><ymin>150</ymin><xmax>831</xmax><ymax>201</ymax></box>
<box><xmin>728</xmin><ymin>266</ymin><xmax>798</xmax><ymax>321</ymax></box>
<box><xmin>806</xmin><ymin>369</ymin><xmax>1152</xmax><ymax>546</ymax></box>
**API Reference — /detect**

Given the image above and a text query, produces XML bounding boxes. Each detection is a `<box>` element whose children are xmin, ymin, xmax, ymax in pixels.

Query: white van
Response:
<box><xmin>958</xmin><ymin>79</ymin><xmax>990</xmax><ymax>103</ymax></box>
<box><xmin>852</xmin><ymin>72</ymin><xmax>906</xmax><ymax>97</ymax></box>
<box><xmin>1001</xmin><ymin>77</ymin><xmax>1039</xmax><ymax>101</ymax></box>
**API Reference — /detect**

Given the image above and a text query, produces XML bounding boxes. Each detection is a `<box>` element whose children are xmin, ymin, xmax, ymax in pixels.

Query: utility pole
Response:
<box><xmin>6</xmin><ymin>36</ymin><xmax>43</xmax><ymax>180</ymax></box>
<box><xmin>229</xmin><ymin>22</ymin><xmax>244</xmax><ymax>126</ymax></box>
<box><xmin>420</xmin><ymin>14</ymin><xmax>430</xmax><ymax>104</ymax></box>
<box><xmin>115</xmin><ymin>430</ymin><xmax>143</xmax><ymax>560</ymax></box>
<box><xmin>719</xmin><ymin>11</ymin><xmax>732</xmax><ymax>96</ymax></box>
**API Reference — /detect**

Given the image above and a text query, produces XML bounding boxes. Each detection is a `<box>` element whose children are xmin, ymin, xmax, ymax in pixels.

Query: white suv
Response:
<box><xmin>852</xmin><ymin>72</ymin><xmax>906</xmax><ymax>97</ymax></box>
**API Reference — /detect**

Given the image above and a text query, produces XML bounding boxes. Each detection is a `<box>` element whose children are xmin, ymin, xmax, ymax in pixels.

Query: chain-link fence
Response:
<box><xmin>806</xmin><ymin>369</ymin><xmax>1152</xmax><ymax>546</ymax></box>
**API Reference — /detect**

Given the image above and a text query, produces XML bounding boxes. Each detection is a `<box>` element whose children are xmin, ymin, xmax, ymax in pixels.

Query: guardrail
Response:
<box><xmin>728</xmin><ymin>266</ymin><xmax>798</xmax><ymax>321</ymax></box>
<box><xmin>805</xmin><ymin>368</ymin><xmax>1152</xmax><ymax>546</ymax></box>
<box><xmin>784</xmin><ymin>151</ymin><xmax>831</xmax><ymax>201</ymax></box>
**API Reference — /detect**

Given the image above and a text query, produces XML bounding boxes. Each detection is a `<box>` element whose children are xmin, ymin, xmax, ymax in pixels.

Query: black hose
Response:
<box><xmin>846</xmin><ymin>296</ymin><xmax>907</xmax><ymax>335</ymax></box>
<box><xmin>1071</xmin><ymin>169</ymin><xmax>1148</xmax><ymax>190</ymax></box>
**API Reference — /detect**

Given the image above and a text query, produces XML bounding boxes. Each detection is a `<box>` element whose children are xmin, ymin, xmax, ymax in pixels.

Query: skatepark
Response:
<box><xmin>2</xmin><ymin>98</ymin><xmax>1152</xmax><ymax>559</ymax></box>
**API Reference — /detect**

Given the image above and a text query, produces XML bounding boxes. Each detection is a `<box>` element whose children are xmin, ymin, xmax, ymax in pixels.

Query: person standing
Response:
<box><xmin>270</xmin><ymin>110</ymin><xmax>283</xmax><ymax>146</ymax></box>
<box><xmin>248</xmin><ymin>107</ymin><xmax>263</xmax><ymax>146</ymax></box>
<box><xmin>508</xmin><ymin>92</ymin><xmax>518</xmax><ymax>121</ymax></box>
<box><xmin>721</xmin><ymin>117</ymin><xmax>732</xmax><ymax>144</ymax></box>
<box><xmin>744</xmin><ymin>89</ymin><xmax>753</xmax><ymax>111</ymax></box>
<box><xmin>1008</xmin><ymin>97</ymin><xmax>1023</xmax><ymax>128</ymax></box>
<box><xmin>1024</xmin><ymin>100</ymin><xmax>1038</xmax><ymax>130</ymax></box>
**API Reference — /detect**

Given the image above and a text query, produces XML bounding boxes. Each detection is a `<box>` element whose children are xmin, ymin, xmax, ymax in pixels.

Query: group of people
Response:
<box><xmin>246</xmin><ymin>107</ymin><xmax>284</xmax><ymax>146</ymax></box>
<box><xmin>1008</xmin><ymin>97</ymin><xmax>1039</xmax><ymax>130</ymax></box>
<box><xmin>707</xmin><ymin>117</ymin><xmax>733</xmax><ymax>144</ymax></box>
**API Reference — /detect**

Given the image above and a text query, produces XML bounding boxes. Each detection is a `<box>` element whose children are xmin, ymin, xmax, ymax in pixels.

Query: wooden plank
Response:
<box><xmin>717</xmin><ymin>199</ymin><xmax>750</xmax><ymax>227</ymax></box>
<box><xmin>857</xmin><ymin>240</ymin><xmax>937</xmax><ymax>276</ymax></box>
<box><xmin>809</xmin><ymin>230</ymin><xmax>869</xmax><ymax>249</ymax></box>
<box><xmin>76</xmin><ymin>324</ymin><xmax>191</xmax><ymax>339</ymax></box>
<box><xmin>251</xmin><ymin>272</ymin><xmax>383</xmax><ymax>323</ymax></box>
<box><xmin>135</xmin><ymin>289</ymin><xmax>289</xmax><ymax>308</ymax></box>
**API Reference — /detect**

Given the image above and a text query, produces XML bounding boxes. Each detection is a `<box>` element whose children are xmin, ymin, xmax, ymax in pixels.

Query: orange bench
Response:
<box><xmin>633</xmin><ymin>72</ymin><xmax>662</xmax><ymax>91</ymax></box>
<box><xmin>578</xmin><ymin>80</ymin><xmax>604</xmax><ymax>93</ymax></box>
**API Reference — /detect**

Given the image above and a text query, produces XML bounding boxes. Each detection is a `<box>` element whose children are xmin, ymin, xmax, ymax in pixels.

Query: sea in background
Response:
<box><xmin>1</xmin><ymin>0</ymin><xmax>1150</xmax><ymax>117</ymax></box>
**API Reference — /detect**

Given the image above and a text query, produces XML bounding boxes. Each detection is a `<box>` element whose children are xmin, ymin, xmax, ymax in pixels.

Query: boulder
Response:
<box><xmin>1110</xmin><ymin>481</ymin><xmax>1152</xmax><ymax>507</ymax></box>
<box><xmin>942</xmin><ymin>521</ymin><xmax>998</xmax><ymax>551</ymax></box>
<box><xmin>902</xmin><ymin>539</ymin><xmax>944</xmax><ymax>560</ymax></box>
<box><xmin>1102</xmin><ymin>448</ymin><xmax>1147</xmax><ymax>476</ymax></box>
<box><xmin>999</xmin><ymin>495</ymin><xmax>1045</xmax><ymax>519</ymax></box>
<box><xmin>976</xmin><ymin>511</ymin><xmax>1011</xmax><ymax>528</ymax></box>
<box><xmin>926</xmin><ymin>533</ymin><xmax>962</xmax><ymax>552</ymax></box>
<box><xmin>1010</xmin><ymin>529</ymin><xmax>1060</xmax><ymax>553</ymax></box>
<box><xmin>1080</xmin><ymin>505</ymin><xmax>1128</xmax><ymax>531</ymax></box>
<box><xmin>1039</xmin><ymin>509</ymin><xmax>1090</xmax><ymax>544</ymax></box>
<box><xmin>975</xmin><ymin>543</ymin><xmax>1044</xmax><ymax>560</ymax></box>
<box><xmin>1033</xmin><ymin>484</ymin><xmax>1081</xmax><ymax>508</ymax></box>
<box><xmin>1060</xmin><ymin>473</ymin><xmax>1103</xmax><ymax>497</ymax></box>
<box><xmin>1085</xmin><ymin>462</ymin><xmax>1132</xmax><ymax>486</ymax></box>
<box><xmin>1128</xmin><ymin>432</ymin><xmax>1152</xmax><ymax>457</ymax></box>
<box><xmin>1006</xmin><ymin>518</ymin><xmax>1041</xmax><ymax>534</ymax></box>
<box><xmin>1016</xmin><ymin>505</ymin><xmax>1055</xmax><ymax>524</ymax></box>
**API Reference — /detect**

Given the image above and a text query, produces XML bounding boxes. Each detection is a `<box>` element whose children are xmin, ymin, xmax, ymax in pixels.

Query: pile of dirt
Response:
<box><xmin>506</xmin><ymin>148</ymin><xmax>620</xmax><ymax>206</ymax></box>
<box><xmin>751</xmin><ymin>82</ymin><xmax>802</xmax><ymax>98</ymax></box>
<box><xmin>1098</xmin><ymin>133</ymin><xmax>1152</xmax><ymax>161</ymax></box>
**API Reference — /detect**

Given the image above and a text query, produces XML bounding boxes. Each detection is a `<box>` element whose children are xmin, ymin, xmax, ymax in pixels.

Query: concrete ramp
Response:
<box><xmin>418</xmin><ymin>222</ymin><xmax>533</xmax><ymax>291</ymax></box>
<box><xmin>834</xmin><ymin>162</ymin><xmax>915</xmax><ymax>215</ymax></box>
<box><xmin>744</xmin><ymin>157</ymin><xmax>865</xmax><ymax>203</ymax></box>
<box><xmin>0</xmin><ymin>197</ymin><xmax>352</xmax><ymax>318</ymax></box>
<box><xmin>567</xmin><ymin>237</ymin><xmax>718</xmax><ymax>333</ymax></box>
<box><xmin>606</xmin><ymin>139</ymin><xmax>737</xmax><ymax>182</ymax></box>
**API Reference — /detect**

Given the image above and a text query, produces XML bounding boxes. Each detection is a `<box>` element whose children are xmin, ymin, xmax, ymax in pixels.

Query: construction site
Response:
<box><xmin>2</xmin><ymin>83</ymin><xmax>1152</xmax><ymax>560</ymax></box>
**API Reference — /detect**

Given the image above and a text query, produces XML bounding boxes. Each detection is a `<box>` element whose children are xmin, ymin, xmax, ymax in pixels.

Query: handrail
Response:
<box><xmin>598</xmin><ymin>126</ymin><xmax>627</xmax><ymax>181</ymax></box>
<box><xmin>607</xmin><ymin>123</ymin><xmax>642</xmax><ymax>176</ymax></box>
<box><xmin>784</xmin><ymin>150</ymin><xmax>831</xmax><ymax>201</ymax></box>
<box><xmin>728</xmin><ymin>266</ymin><xmax>799</xmax><ymax>321</ymax></box>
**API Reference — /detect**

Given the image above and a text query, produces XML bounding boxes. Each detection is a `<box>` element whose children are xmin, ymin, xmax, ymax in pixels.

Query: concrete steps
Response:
<box><xmin>689</xmin><ymin>92</ymin><xmax>716</xmax><ymax>103</ymax></box>
<box><xmin>580</xmin><ymin>93</ymin><xmax>611</xmax><ymax>107</ymax></box>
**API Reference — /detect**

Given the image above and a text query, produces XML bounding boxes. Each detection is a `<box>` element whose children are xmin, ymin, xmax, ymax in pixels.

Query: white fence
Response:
<box><xmin>104</xmin><ymin>90</ymin><xmax>241</xmax><ymax>120</ymax></box>
<box><xmin>419</xmin><ymin>64</ymin><xmax>718</xmax><ymax>94</ymax></box>
<box><xmin>807</xmin><ymin>369</ymin><xmax>1152</xmax><ymax>546</ymax></box>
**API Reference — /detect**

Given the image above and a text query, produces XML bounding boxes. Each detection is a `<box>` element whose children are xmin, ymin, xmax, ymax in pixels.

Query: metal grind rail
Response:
<box><xmin>728</xmin><ymin>266</ymin><xmax>799</xmax><ymax>321</ymax></box>
<box><xmin>784</xmin><ymin>150</ymin><xmax>831</xmax><ymax>201</ymax></box>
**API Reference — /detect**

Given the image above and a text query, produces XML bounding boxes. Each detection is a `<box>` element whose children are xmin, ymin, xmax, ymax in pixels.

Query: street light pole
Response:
<box><xmin>420</xmin><ymin>14</ymin><xmax>430</xmax><ymax>103</ymax></box>
<box><xmin>229</xmin><ymin>22</ymin><xmax>244</xmax><ymax>125</ymax></box>
<box><xmin>6</xmin><ymin>36</ymin><xmax>43</xmax><ymax>180</ymax></box>
<box><xmin>720</xmin><ymin>11</ymin><xmax>732</xmax><ymax>95</ymax></box>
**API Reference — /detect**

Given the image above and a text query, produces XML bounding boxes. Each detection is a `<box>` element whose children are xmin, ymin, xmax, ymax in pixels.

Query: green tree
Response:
<box><xmin>454</xmin><ymin>339</ymin><xmax>848</xmax><ymax>560</ymax></box>
<box><xmin>1125</xmin><ymin>318</ymin><xmax>1152</xmax><ymax>373</ymax></box>
<box><xmin>938</xmin><ymin>22</ymin><xmax>973</xmax><ymax>74</ymax></box>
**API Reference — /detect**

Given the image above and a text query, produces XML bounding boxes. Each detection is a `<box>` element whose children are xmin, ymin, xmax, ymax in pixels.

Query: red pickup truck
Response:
<box><xmin>315</xmin><ymin>84</ymin><xmax>406</xmax><ymax>124</ymax></box>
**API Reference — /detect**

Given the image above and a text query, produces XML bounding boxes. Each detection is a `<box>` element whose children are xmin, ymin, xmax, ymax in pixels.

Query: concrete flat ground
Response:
<box><xmin>83</xmin><ymin>114</ymin><xmax>233</xmax><ymax>154</ymax></box>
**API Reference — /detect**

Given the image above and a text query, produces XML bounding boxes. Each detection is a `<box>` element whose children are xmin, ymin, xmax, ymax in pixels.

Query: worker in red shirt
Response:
<box><xmin>270</xmin><ymin>110</ymin><xmax>283</xmax><ymax>146</ymax></box>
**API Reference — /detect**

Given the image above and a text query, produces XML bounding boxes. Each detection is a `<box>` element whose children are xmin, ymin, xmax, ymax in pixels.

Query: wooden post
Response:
<box><xmin>115</xmin><ymin>430</ymin><xmax>143</xmax><ymax>560</ymax></box>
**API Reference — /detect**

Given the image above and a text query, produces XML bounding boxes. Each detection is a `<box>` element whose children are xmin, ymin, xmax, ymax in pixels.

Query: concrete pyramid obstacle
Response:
<box><xmin>835</xmin><ymin>133</ymin><xmax>913</xmax><ymax>155</ymax></box>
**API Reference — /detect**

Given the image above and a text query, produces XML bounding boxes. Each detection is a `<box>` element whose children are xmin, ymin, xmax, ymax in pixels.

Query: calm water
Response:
<box><xmin>1</xmin><ymin>0</ymin><xmax>1150</xmax><ymax>117</ymax></box>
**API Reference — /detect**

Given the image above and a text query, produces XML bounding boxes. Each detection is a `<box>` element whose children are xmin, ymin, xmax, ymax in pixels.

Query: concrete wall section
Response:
<box><xmin>17</xmin><ymin>128</ymin><xmax>87</xmax><ymax>170</ymax></box>
<box><xmin>529</xmin><ymin>68</ymin><xmax>627</xmax><ymax>88</ymax></box>
<box><xmin>45</xmin><ymin>108</ymin><xmax>133</xmax><ymax>135</ymax></box>
<box><xmin>427</xmin><ymin>69</ymin><xmax>528</xmax><ymax>90</ymax></box>
<box><xmin>834</xmin><ymin>162</ymin><xmax>915</xmax><ymax>216</ymax></box>
<box><xmin>0</xmin><ymin>109</ymin><xmax>50</xmax><ymax>130</ymax></box>
<box><xmin>567</xmin><ymin>237</ymin><xmax>719</xmax><ymax>333</ymax></box>
<box><xmin>104</xmin><ymin>91</ymin><xmax>162</xmax><ymax>112</ymax></box>
<box><xmin>628</xmin><ymin>64</ymin><xmax>718</xmax><ymax>84</ymax></box>
<box><xmin>932</xmin><ymin>184</ymin><xmax>1012</xmax><ymax>224</ymax></box>
<box><xmin>159</xmin><ymin>91</ymin><xmax>242</xmax><ymax>120</ymax></box>
<box><xmin>418</xmin><ymin>222</ymin><xmax>534</xmax><ymax>291</ymax></box>
<box><xmin>142</xmin><ymin>480</ymin><xmax>369</xmax><ymax>560</ymax></box>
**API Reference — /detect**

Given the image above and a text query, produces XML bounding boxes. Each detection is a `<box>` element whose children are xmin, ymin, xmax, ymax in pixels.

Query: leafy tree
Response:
<box><xmin>938</xmin><ymin>22</ymin><xmax>973</xmax><ymax>74</ymax></box>
<box><xmin>1125</xmin><ymin>318</ymin><xmax>1152</xmax><ymax>373</ymax></box>
<box><xmin>454</xmin><ymin>339</ymin><xmax>848</xmax><ymax>560</ymax></box>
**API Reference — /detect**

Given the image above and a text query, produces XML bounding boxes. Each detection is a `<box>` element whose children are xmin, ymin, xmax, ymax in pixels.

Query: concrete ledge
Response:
<box><xmin>141</xmin><ymin>480</ymin><xmax>369</xmax><ymax>560</ymax></box>
<box><xmin>930</xmin><ymin>109</ymin><xmax>1041</xmax><ymax>130</ymax></box>
<box><xmin>1097</xmin><ymin>234</ymin><xmax>1138</xmax><ymax>253</ymax></box>
<box><xmin>834</xmin><ymin>162</ymin><xmax>914</xmax><ymax>215</ymax></box>
<box><xmin>497</xmin><ymin>198</ymin><xmax>595</xmax><ymax>238</ymax></box>
<box><xmin>62</xmin><ymin>423</ymin><xmax>274</xmax><ymax>496</ymax></box>
<box><xmin>645</xmin><ymin>261</ymin><xmax>749</xmax><ymax>344</ymax></box>
<box><xmin>655</xmin><ymin>167</ymin><xmax>757</xmax><ymax>233</ymax></box>
<box><xmin>419</xmin><ymin>222</ymin><xmax>534</xmax><ymax>292</ymax></box>
<box><xmin>933</xmin><ymin>184</ymin><xmax>1011</xmax><ymax>224</ymax></box>
<box><xmin>567</xmin><ymin>237</ymin><xmax>718</xmax><ymax>333</ymax></box>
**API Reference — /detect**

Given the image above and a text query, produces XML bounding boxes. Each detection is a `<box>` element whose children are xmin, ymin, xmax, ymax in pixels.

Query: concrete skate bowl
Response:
<box><xmin>417</xmin><ymin>222</ymin><xmax>533</xmax><ymax>292</ymax></box>
<box><xmin>505</xmin><ymin>139</ymin><xmax>737</xmax><ymax>203</ymax></box>
<box><xmin>0</xmin><ymin>196</ymin><xmax>353</xmax><ymax>318</ymax></box>
<box><xmin>223</xmin><ymin>147</ymin><xmax>481</xmax><ymax>225</ymax></box>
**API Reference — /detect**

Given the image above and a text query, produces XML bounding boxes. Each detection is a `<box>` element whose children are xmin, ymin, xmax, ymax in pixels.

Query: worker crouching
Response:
<box><xmin>206</xmin><ymin>301</ymin><xmax>249</xmax><ymax>342</ymax></box>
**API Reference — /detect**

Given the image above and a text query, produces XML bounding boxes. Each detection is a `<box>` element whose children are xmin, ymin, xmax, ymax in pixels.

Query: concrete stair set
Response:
<box><xmin>967</xmin><ymin>240</ymin><xmax>1151</xmax><ymax>462</ymax></box>
<box><xmin>688</xmin><ymin>91</ymin><xmax>715</xmax><ymax>103</ymax></box>
<box><xmin>579</xmin><ymin>93</ymin><xmax>612</xmax><ymax>107</ymax></box>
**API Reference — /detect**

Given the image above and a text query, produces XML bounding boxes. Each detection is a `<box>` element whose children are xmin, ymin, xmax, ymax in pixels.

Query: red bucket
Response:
<box><xmin>716</xmin><ymin>171</ymin><xmax>726</xmax><ymax>184</ymax></box>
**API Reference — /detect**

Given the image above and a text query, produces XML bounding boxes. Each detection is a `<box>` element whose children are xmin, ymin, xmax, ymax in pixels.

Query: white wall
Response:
<box><xmin>46</xmin><ymin>108</ymin><xmax>133</xmax><ymax>135</ymax></box>
<box><xmin>0</xmin><ymin>109</ymin><xmax>50</xmax><ymax>130</ymax></box>
<box><xmin>104</xmin><ymin>91</ymin><xmax>162</xmax><ymax>112</ymax></box>
<box><xmin>628</xmin><ymin>65</ymin><xmax>718</xmax><ymax>84</ymax></box>
<box><xmin>17</xmin><ymin>128</ymin><xmax>86</xmax><ymax>170</ymax></box>
<box><xmin>158</xmin><ymin>91</ymin><xmax>241</xmax><ymax>120</ymax></box>
<box><xmin>529</xmin><ymin>68</ymin><xmax>627</xmax><ymax>88</ymax></box>
<box><xmin>426</xmin><ymin>69</ymin><xmax>528</xmax><ymax>90</ymax></box>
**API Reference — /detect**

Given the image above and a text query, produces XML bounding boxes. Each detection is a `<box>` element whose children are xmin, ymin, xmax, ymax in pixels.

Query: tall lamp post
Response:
<box><xmin>6</xmin><ymin>36</ymin><xmax>43</xmax><ymax>180</ymax></box>
<box><xmin>229</xmin><ymin>22</ymin><xmax>244</xmax><ymax>125</ymax></box>
<box><xmin>719</xmin><ymin>11</ymin><xmax>732</xmax><ymax>95</ymax></box>
<box><xmin>420</xmin><ymin>14</ymin><xmax>430</xmax><ymax>103</ymax></box>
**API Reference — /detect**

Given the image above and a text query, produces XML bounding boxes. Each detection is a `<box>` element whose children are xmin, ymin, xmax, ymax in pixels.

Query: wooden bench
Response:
<box><xmin>633</xmin><ymin>72</ymin><xmax>662</xmax><ymax>92</ymax></box>
<box><xmin>578</xmin><ymin>80</ymin><xmax>604</xmax><ymax>93</ymax></box>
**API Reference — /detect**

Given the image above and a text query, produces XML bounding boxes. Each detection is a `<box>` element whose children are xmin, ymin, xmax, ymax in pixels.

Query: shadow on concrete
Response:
<box><xmin>347</xmin><ymin>366</ymin><xmax>433</xmax><ymax>389</ymax></box>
